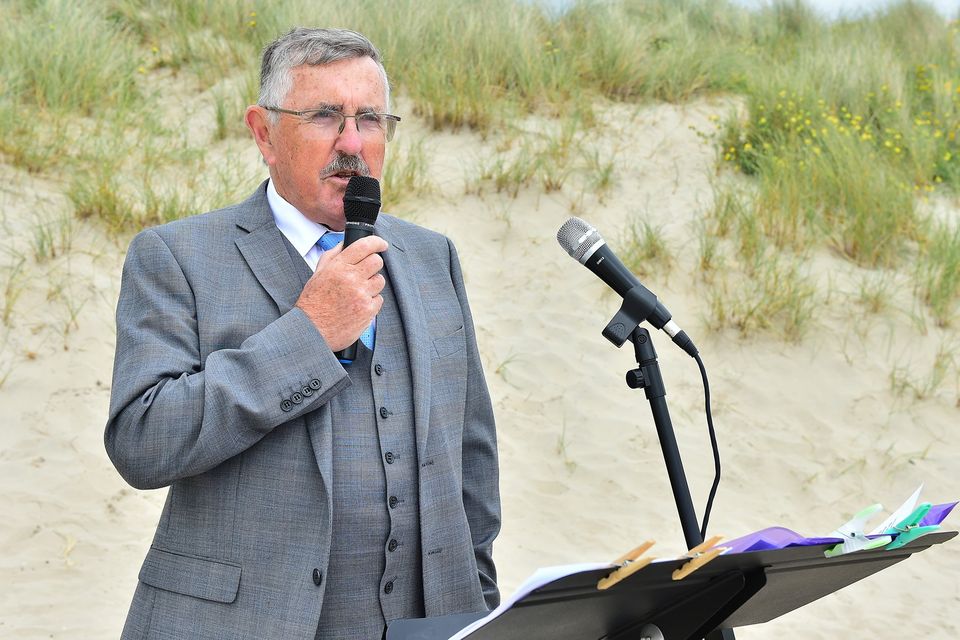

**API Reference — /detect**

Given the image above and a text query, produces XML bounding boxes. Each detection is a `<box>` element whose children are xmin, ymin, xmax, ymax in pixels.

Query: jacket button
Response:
<box><xmin>309</xmin><ymin>378</ymin><xmax>322</xmax><ymax>390</ymax></box>
<box><xmin>379</xmin><ymin>406</ymin><xmax>389</xmax><ymax>418</ymax></box>
<box><xmin>291</xmin><ymin>391</ymin><xmax>303</xmax><ymax>404</ymax></box>
<box><xmin>301</xmin><ymin>385</ymin><xmax>313</xmax><ymax>397</ymax></box>
<box><xmin>312</xmin><ymin>568</ymin><xmax>323</xmax><ymax>586</ymax></box>
<box><xmin>383</xmin><ymin>580</ymin><xmax>394</xmax><ymax>594</ymax></box>
<box><xmin>374</xmin><ymin>363</ymin><xmax>384</xmax><ymax>376</ymax></box>
<box><xmin>388</xmin><ymin>539</ymin><xmax>399</xmax><ymax>552</ymax></box>
<box><xmin>384</xmin><ymin>451</ymin><xmax>395</xmax><ymax>464</ymax></box>
<box><xmin>280</xmin><ymin>399</ymin><xmax>293</xmax><ymax>412</ymax></box>
<box><xmin>389</xmin><ymin>496</ymin><xmax>398</xmax><ymax>509</ymax></box>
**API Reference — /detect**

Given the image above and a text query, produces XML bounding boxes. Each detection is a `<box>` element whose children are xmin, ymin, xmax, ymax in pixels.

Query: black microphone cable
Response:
<box><xmin>694</xmin><ymin>352</ymin><xmax>721</xmax><ymax>541</ymax></box>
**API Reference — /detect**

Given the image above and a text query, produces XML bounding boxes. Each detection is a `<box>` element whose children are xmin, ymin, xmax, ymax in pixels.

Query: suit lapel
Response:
<box><xmin>379</xmin><ymin>217</ymin><xmax>433</xmax><ymax>461</ymax></box>
<box><xmin>235</xmin><ymin>183</ymin><xmax>304</xmax><ymax>315</ymax></box>
<box><xmin>234</xmin><ymin>182</ymin><xmax>334</xmax><ymax>487</ymax></box>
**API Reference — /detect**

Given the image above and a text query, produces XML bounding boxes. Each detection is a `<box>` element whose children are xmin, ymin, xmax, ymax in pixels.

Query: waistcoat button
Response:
<box><xmin>388</xmin><ymin>539</ymin><xmax>399</xmax><ymax>552</ymax></box>
<box><xmin>384</xmin><ymin>580</ymin><xmax>394</xmax><ymax>594</ymax></box>
<box><xmin>379</xmin><ymin>406</ymin><xmax>389</xmax><ymax>418</ymax></box>
<box><xmin>389</xmin><ymin>496</ymin><xmax>399</xmax><ymax>509</ymax></box>
<box><xmin>384</xmin><ymin>451</ymin><xmax>395</xmax><ymax>464</ymax></box>
<box><xmin>374</xmin><ymin>363</ymin><xmax>384</xmax><ymax>375</ymax></box>
<box><xmin>312</xmin><ymin>568</ymin><xmax>323</xmax><ymax>586</ymax></box>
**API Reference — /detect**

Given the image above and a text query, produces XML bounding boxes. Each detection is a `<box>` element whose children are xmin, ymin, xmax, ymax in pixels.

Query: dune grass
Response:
<box><xmin>3</xmin><ymin>0</ymin><xmax>960</xmax><ymax>344</ymax></box>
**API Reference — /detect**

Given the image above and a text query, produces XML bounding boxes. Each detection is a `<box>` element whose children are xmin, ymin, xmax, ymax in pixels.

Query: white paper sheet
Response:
<box><xmin>447</xmin><ymin>562</ymin><xmax>614</xmax><ymax>640</ymax></box>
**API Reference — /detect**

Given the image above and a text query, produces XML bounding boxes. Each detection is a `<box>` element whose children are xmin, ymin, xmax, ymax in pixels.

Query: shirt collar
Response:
<box><xmin>266</xmin><ymin>178</ymin><xmax>330</xmax><ymax>258</ymax></box>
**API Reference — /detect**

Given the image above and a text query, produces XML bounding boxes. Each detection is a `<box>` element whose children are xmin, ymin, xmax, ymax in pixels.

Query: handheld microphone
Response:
<box><xmin>556</xmin><ymin>217</ymin><xmax>698</xmax><ymax>357</ymax></box>
<box><xmin>336</xmin><ymin>175</ymin><xmax>381</xmax><ymax>363</ymax></box>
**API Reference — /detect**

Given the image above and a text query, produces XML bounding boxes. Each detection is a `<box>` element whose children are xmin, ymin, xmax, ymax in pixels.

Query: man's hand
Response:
<box><xmin>295</xmin><ymin>235</ymin><xmax>388</xmax><ymax>352</ymax></box>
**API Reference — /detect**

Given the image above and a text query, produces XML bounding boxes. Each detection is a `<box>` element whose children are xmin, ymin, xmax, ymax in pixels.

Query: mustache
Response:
<box><xmin>320</xmin><ymin>154</ymin><xmax>370</xmax><ymax>178</ymax></box>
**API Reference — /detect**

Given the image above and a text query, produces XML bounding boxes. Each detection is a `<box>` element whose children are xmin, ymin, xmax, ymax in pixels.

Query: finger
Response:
<box><xmin>365</xmin><ymin>273</ymin><xmax>386</xmax><ymax>296</ymax></box>
<box><xmin>355</xmin><ymin>252</ymin><xmax>385</xmax><ymax>278</ymax></box>
<box><xmin>339</xmin><ymin>236</ymin><xmax>389</xmax><ymax>264</ymax></box>
<box><xmin>315</xmin><ymin>241</ymin><xmax>343</xmax><ymax>271</ymax></box>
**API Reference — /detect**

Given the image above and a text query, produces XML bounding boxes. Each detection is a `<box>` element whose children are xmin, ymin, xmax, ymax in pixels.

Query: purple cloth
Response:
<box><xmin>921</xmin><ymin>501</ymin><xmax>957</xmax><ymax>527</ymax></box>
<box><xmin>721</xmin><ymin>502</ymin><xmax>957</xmax><ymax>554</ymax></box>
<box><xmin>722</xmin><ymin>527</ymin><xmax>841</xmax><ymax>554</ymax></box>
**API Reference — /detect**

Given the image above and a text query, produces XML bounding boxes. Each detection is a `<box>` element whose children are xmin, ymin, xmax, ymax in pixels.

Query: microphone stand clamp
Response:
<box><xmin>602</xmin><ymin>283</ymin><xmax>659</xmax><ymax>348</ymax></box>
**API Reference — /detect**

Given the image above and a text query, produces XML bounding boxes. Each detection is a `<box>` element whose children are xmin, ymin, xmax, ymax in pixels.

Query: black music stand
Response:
<box><xmin>386</xmin><ymin>531</ymin><xmax>955</xmax><ymax>640</ymax></box>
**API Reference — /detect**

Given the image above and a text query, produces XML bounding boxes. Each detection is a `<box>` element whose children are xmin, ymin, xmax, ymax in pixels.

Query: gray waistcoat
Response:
<box><xmin>280</xmin><ymin>239</ymin><xmax>423</xmax><ymax>639</ymax></box>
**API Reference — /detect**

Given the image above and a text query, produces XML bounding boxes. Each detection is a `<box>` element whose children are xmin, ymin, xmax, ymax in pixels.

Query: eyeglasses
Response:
<box><xmin>265</xmin><ymin>106</ymin><xmax>401</xmax><ymax>142</ymax></box>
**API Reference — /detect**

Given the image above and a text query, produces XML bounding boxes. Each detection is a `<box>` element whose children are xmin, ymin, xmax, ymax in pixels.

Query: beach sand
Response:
<box><xmin>1</xmin><ymin>98</ymin><xmax>957</xmax><ymax>638</ymax></box>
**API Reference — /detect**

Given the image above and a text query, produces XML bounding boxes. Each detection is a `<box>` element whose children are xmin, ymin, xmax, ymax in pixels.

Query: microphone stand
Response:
<box><xmin>626</xmin><ymin>327</ymin><xmax>701</xmax><ymax>549</ymax></box>
<box><xmin>602</xmin><ymin>286</ymin><xmax>735</xmax><ymax>640</ymax></box>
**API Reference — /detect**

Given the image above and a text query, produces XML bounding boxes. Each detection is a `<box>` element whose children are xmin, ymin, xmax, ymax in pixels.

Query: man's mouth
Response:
<box><xmin>325</xmin><ymin>170</ymin><xmax>362</xmax><ymax>183</ymax></box>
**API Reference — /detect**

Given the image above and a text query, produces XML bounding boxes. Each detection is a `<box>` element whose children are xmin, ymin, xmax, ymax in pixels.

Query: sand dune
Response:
<box><xmin>0</xmin><ymin>98</ymin><xmax>956</xmax><ymax>638</ymax></box>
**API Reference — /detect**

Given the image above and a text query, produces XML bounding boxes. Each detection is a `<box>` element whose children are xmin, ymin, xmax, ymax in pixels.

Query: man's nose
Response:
<box><xmin>333</xmin><ymin>120</ymin><xmax>363</xmax><ymax>156</ymax></box>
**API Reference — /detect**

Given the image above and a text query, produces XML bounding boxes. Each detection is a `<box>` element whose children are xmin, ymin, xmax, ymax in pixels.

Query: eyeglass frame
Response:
<box><xmin>263</xmin><ymin>106</ymin><xmax>401</xmax><ymax>142</ymax></box>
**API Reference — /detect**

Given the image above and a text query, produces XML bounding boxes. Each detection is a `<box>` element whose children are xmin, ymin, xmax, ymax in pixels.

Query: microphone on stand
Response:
<box><xmin>335</xmin><ymin>175</ymin><xmax>381</xmax><ymax>363</ymax></box>
<box><xmin>556</xmin><ymin>216</ymin><xmax>698</xmax><ymax>357</ymax></box>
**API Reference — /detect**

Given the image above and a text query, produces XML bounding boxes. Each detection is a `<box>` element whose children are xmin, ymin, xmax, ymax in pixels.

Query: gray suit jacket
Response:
<box><xmin>105</xmin><ymin>182</ymin><xmax>500</xmax><ymax>639</ymax></box>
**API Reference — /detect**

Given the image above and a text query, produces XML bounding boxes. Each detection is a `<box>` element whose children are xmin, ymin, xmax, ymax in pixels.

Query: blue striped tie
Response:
<box><xmin>318</xmin><ymin>231</ymin><xmax>376</xmax><ymax>354</ymax></box>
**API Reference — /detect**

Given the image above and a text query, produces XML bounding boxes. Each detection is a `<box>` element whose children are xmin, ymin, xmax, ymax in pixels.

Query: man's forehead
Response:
<box><xmin>289</xmin><ymin>59</ymin><xmax>386</xmax><ymax>107</ymax></box>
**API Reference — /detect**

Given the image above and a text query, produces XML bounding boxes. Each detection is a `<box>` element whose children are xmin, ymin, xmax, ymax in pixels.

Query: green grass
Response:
<box><xmin>4</xmin><ymin>0</ymin><xmax>960</xmax><ymax>346</ymax></box>
<box><xmin>0</xmin><ymin>0</ymin><xmax>141</xmax><ymax>114</ymax></box>
<box><xmin>1</xmin><ymin>257</ymin><xmax>27</xmax><ymax>328</ymax></box>
<box><xmin>382</xmin><ymin>139</ymin><xmax>433</xmax><ymax>212</ymax></box>
<box><xmin>917</xmin><ymin>223</ymin><xmax>960</xmax><ymax>326</ymax></box>
<box><xmin>706</xmin><ymin>252</ymin><xmax>818</xmax><ymax>341</ymax></box>
<box><xmin>620</xmin><ymin>218</ymin><xmax>673</xmax><ymax>278</ymax></box>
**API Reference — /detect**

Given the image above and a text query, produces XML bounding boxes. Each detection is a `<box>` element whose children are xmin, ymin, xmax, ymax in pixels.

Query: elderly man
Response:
<box><xmin>105</xmin><ymin>27</ymin><xmax>500</xmax><ymax>639</ymax></box>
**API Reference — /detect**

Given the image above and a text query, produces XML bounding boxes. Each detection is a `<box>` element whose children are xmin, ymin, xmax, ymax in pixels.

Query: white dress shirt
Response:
<box><xmin>266</xmin><ymin>179</ymin><xmax>330</xmax><ymax>271</ymax></box>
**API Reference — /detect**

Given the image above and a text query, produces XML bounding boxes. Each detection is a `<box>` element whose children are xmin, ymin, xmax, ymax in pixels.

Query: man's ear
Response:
<box><xmin>245</xmin><ymin>105</ymin><xmax>276</xmax><ymax>166</ymax></box>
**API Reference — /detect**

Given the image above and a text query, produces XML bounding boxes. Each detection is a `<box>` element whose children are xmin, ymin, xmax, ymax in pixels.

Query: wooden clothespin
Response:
<box><xmin>672</xmin><ymin>535</ymin><xmax>726</xmax><ymax>581</ymax></box>
<box><xmin>597</xmin><ymin>540</ymin><xmax>656</xmax><ymax>590</ymax></box>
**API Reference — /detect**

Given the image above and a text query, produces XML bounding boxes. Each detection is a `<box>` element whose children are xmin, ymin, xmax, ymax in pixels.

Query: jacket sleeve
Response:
<box><xmin>104</xmin><ymin>228</ymin><xmax>350</xmax><ymax>490</ymax></box>
<box><xmin>448</xmin><ymin>237</ymin><xmax>502</xmax><ymax>610</ymax></box>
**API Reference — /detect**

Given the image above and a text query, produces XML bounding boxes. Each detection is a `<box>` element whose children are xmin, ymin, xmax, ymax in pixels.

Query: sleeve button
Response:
<box><xmin>309</xmin><ymin>378</ymin><xmax>322</xmax><ymax>390</ymax></box>
<box><xmin>280</xmin><ymin>399</ymin><xmax>293</xmax><ymax>412</ymax></box>
<box><xmin>301</xmin><ymin>385</ymin><xmax>313</xmax><ymax>397</ymax></box>
<box><xmin>291</xmin><ymin>391</ymin><xmax>303</xmax><ymax>404</ymax></box>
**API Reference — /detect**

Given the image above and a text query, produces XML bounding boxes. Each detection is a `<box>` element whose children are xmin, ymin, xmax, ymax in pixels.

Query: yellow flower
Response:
<box><xmin>138</xmin><ymin>66</ymin><xmax>146</xmax><ymax>74</ymax></box>
<box><xmin>743</xmin><ymin>142</ymin><xmax>753</xmax><ymax>151</ymax></box>
<box><xmin>249</xmin><ymin>20</ymin><xmax>256</xmax><ymax>27</ymax></box>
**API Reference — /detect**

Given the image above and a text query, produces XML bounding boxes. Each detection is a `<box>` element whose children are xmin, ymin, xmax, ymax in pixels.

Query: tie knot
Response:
<box><xmin>318</xmin><ymin>231</ymin><xmax>344</xmax><ymax>251</ymax></box>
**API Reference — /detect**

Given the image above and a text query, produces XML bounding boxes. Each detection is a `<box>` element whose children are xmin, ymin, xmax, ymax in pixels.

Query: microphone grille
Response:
<box><xmin>557</xmin><ymin>217</ymin><xmax>603</xmax><ymax>261</ymax></box>
<box><xmin>344</xmin><ymin>175</ymin><xmax>381</xmax><ymax>224</ymax></box>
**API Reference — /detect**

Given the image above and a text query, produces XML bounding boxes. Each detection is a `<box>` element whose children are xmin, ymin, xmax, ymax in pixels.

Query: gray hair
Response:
<box><xmin>257</xmin><ymin>27</ymin><xmax>390</xmax><ymax>123</ymax></box>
